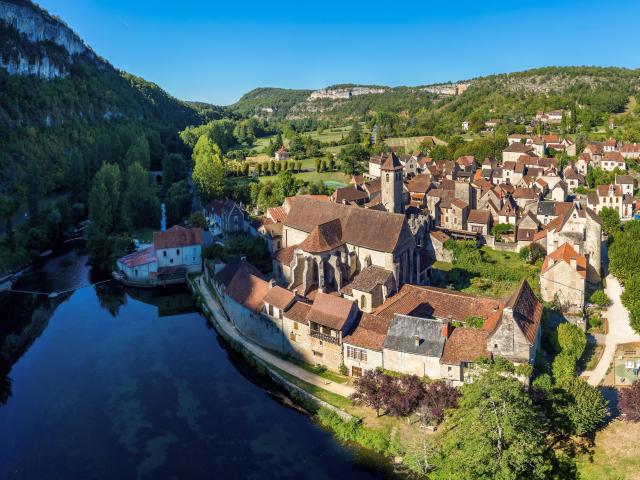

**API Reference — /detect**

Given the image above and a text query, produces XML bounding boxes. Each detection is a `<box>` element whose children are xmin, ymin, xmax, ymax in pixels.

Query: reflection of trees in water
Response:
<box><xmin>125</xmin><ymin>285</ymin><xmax>197</xmax><ymax>317</ymax></box>
<box><xmin>95</xmin><ymin>281</ymin><xmax>127</xmax><ymax>317</ymax></box>
<box><xmin>0</xmin><ymin>361</ymin><xmax>11</xmax><ymax>406</ymax></box>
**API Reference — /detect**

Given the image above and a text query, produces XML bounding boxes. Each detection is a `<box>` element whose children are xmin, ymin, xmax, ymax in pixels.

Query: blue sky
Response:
<box><xmin>37</xmin><ymin>0</ymin><xmax>640</xmax><ymax>105</ymax></box>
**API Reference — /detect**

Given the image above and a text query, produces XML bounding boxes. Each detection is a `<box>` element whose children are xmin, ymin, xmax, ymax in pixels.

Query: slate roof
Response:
<box><xmin>154</xmin><ymin>225</ymin><xmax>203</xmax><ymax>249</ymax></box>
<box><xmin>440</xmin><ymin>327</ymin><xmax>489</xmax><ymax>366</ymax></box>
<box><xmin>306</xmin><ymin>292</ymin><xmax>355</xmax><ymax>331</ymax></box>
<box><xmin>284</xmin><ymin>197</ymin><xmax>409</xmax><ymax>253</ymax></box>
<box><xmin>383</xmin><ymin>314</ymin><xmax>446</xmax><ymax>357</ymax></box>
<box><xmin>343</xmin><ymin>313</ymin><xmax>391</xmax><ymax>351</ymax></box>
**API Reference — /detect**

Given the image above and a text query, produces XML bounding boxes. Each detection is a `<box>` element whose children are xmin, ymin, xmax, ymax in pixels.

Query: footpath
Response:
<box><xmin>584</xmin><ymin>274</ymin><xmax>640</xmax><ymax>386</ymax></box>
<box><xmin>193</xmin><ymin>274</ymin><xmax>355</xmax><ymax>397</ymax></box>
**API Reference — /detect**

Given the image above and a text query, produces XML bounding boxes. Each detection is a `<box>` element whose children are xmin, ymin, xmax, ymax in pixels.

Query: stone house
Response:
<box><xmin>587</xmin><ymin>184</ymin><xmax>635</xmax><ymax>220</ymax></box>
<box><xmin>485</xmin><ymin>280</ymin><xmax>543</xmax><ymax>364</ymax></box>
<box><xmin>563</xmin><ymin>167</ymin><xmax>584</xmax><ymax>193</ymax></box>
<box><xmin>503</xmin><ymin>143</ymin><xmax>536</xmax><ymax>163</ymax></box>
<box><xmin>382</xmin><ymin>314</ymin><xmax>447</xmax><ymax>377</ymax></box>
<box><xmin>550</xmin><ymin>180</ymin><xmax>568</xmax><ymax>202</ymax></box>
<box><xmin>341</xmin><ymin>264</ymin><xmax>397</xmax><ymax>313</ymax></box>
<box><xmin>615</xmin><ymin>174</ymin><xmax>635</xmax><ymax>196</ymax></box>
<box><xmin>600</xmin><ymin>151</ymin><xmax>626</xmax><ymax>172</ymax></box>
<box><xmin>342</xmin><ymin>313</ymin><xmax>391</xmax><ymax>377</ymax></box>
<box><xmin>441</xmin><ymin>198</ymin><xmax>469</xmax><ymax>231</ymax></box>
<box><xmin>406</xmin><ymin>174</ymin><xmax>433</xmax><ymax>209</ymax></box>
<box><xmin>540</xmin><ymin>243</ymin><xmax>586</xmax><ymax>313</ymax></box>
<box><xmin>204</xmin><ymin>199</ymin><xmax>245</xmax><ymax>235</ymax></box>
<box><xmin>439</xmin><ymin>328</ymin><xmax>490</xmax><ymax>385</ymax></box>
<box><xmin>620</xmin><ymin>143</ymin><xmax>640</xmax><ymax>160</ymax></box>
<box><xmin>427</xmin><ymin>231</ymin><xmax>453</xmax><ymax>262</ymax></box>
<box><xmin>275</xmin><ymin>147</ymin><xmax>290</xmax><ymax>161</ymax></box>
<box><xmin>306</xmin><ymin>292</ymin><xmax>359</xmax><ymax>370</ymax></box>
<box><xmin>516</xmin><ymin>211</ymin><xmax>540</xmax><ymax>246</ymax></box>
<box><xmin>467</xmin><ymin>209</ymin><xmax>492</xmax><ymax>236</ymax></box>
<box><xmin>537</xmin><ymin>203</ymin><xmax>602</xmax><ymax>283</ymax></box>
<box><xmin>512</xmin><ymin>187</ymin><xmax>539</xmax><ymax>210</ymax></box>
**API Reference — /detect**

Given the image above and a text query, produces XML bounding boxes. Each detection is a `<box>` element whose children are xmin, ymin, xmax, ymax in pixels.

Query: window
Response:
<box><xmin>289</xmin><ymin>332</ymin><xmax>296</xmax><ymax>342</ymax></box>
<box><xmin>312</xmin><ymin>350</ymin><xmax>323</xmax><ymax>358</ymax></box>
<box><xmin>352</xmin><ymin>366</ymin><xmax>363</xmax><ymax>377</ymax></box>
<box><xmin>163</xmin><ymin>251</ymin><xmax>167</xmax><ymax>257</ymax></box>
<box><xmin>346</xmin><ymin>346</ymin><xmax>367</xmax><ymax>362</ymax></box>
<box><xmin>360</xmin><ymin>295</ymin><xmax>366</xmax><ymax>309</ymax></box>
<box><xmin>293</xmin><ymin>322</ymin><xmax>299</xmax><ymax>331</ymax></box>
<box><xmin>176</xmin><ymin>249</ymin><xmax>180</xmax><ymax>255</ymax></box>
<box><xmin>268</xmin><ymin>305</ymin><xmax>273</xmax><ymax>316</ymax></box>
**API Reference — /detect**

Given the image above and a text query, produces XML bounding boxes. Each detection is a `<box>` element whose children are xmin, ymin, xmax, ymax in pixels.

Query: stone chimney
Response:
<box><xmin>441</xmin><ymin>321</ymin><xmax>451</xmax><ymax>339</ymax></box>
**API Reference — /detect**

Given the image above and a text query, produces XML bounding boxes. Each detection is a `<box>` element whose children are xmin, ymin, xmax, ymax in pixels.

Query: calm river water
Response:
<box><xmin>0</xmin><ymin>247</ymin><xmax>392</xmax><ymax>479</ymax></box>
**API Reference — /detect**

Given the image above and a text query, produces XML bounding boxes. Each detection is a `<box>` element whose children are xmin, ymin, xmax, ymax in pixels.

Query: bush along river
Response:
<box><xmin>0</xmin><ymin>245</ymin><xmax>396</xmax><ymax>479</ymax></box>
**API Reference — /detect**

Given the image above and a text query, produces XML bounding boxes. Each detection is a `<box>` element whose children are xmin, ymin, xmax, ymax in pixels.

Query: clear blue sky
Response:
<box><xmin>37</xmin><ymin>0</ymin><xmax>640</xmax><ymax>105</ymax></box>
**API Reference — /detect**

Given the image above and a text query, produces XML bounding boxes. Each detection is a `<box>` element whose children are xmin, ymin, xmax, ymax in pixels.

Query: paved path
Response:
<box><xmin>194</xmin><ymin>275</ymin><xmax>355</xmax><ymax>397</ymax></box>
<box><xmin>585</xmin><ymin>274</ymin><xmax>640</xmax><ymax>386</ymax></box>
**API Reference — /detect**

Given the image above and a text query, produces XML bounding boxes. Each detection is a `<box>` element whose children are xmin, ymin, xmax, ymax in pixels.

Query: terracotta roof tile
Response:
<box><xmin>306</xmin><ymin>292</ymin><xmax>356</xmax><ymax>331</ymax></box>
<box><xmin>540</xmin><ymin>242</ymin><xmax>587</xmax><ymax>278</ymax></box>
<box><xmin>440</xmin><ymin>327</ymin><xmax>489</xmax><ymax>366</ymax></box>
<box><xmin>299</xmin><ymin>218</ymin><xmax>344</xmax><ymax>253</ymax></box>
<box><xmin>343</xmin><ymin>313</ymin><xmax>391</xmax><ymax>351</ymax></box>
<box><xmin>263</xmin><ymin>285</ymin><xmax>296</xmax><ymax>310</ymax></box>
<box><xmin>284</xmin><ymin>300</ymin><xmax>312</xmax><ymax>325</ymax></box>
<box><xmin>154</xmin><ymin>225</ymin><xmax>203</xmax><ymax>249</ymax></box>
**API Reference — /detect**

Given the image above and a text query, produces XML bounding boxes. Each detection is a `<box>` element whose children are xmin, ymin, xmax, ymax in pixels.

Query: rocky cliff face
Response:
<box><xmin>0</xmin><ymin>0</ymin><xmax>95</xmax><ymax>79</ymax></box>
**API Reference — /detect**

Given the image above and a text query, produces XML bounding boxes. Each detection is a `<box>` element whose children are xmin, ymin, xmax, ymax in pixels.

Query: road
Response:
<box><xmin>194</xmin><ymin>275</ymin><xmax>355</xmax><ymax>397</ymax></box>
<box><xmin>585</xmin><ymin>274</ymin><xmax>640</xmax><ymax>386</ymax></box>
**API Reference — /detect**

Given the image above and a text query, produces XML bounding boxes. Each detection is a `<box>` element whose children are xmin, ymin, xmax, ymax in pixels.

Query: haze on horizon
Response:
<box><xmin>36</xmin><ymin>0</ymin><xmax>640</xmax><ymax>105</ymax></box>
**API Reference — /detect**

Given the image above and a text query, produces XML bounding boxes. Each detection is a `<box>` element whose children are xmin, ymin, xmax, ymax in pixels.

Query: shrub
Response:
<box><xmin>338</xmin><ymin>363</ymin><xmax>348</xmax><ymax>376</ymax></box>
<box><xmin>552</xmin><ymin>352</ymin><xmax>578</xmax><ymax>381</ymax></box>
<box><xmin>589</xmin><ymin>289</ymin><xmax>610</xmax><ymax>307</ymax></box>
<box><xmin>464</xmin><ymin>315</ymin><xmax>485</xmax><ymax>329</ymax></box>
<box><xmin>315</xmin><ymin>408</ymin><xmax>390</xmax><ymax>453</ymax></box>
<box><xmin>619</xmin><ymin>381</ymin><xmax>640</xmax><ymax>422</ymax></box>
<box><xmin>557</xmin><ymin>323</ymin><xmax>587</xmax><ymax>360</ymax></box>
<box><xmin>418</xmin><ymin>380</ymin><xmax>460</xmax><ymax>425</ymax></box>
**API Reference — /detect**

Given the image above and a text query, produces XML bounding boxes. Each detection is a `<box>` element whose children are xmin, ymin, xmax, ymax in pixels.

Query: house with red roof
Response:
<box><xmin>540</xmin><ymin>243</ymin><xmax>586</xmax><ymax>313</ymax></box>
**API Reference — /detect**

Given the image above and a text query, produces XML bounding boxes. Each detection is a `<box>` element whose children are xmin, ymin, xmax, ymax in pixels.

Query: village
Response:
<box><xmin>114</xmin><ymin>124</ymin><xmax>640</xmax><ymax>388</ymax></box>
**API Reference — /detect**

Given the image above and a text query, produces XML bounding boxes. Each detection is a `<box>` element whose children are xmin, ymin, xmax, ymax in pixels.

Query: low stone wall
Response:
<box><xmin>486</xmin><ymin>235</ymin><xmax>520</xmax><ymax>252</ymax></box>
<box><xmin>189</xmin><ymin>279</ymin><xmax>354</xmax><ymax>422</ymax></box>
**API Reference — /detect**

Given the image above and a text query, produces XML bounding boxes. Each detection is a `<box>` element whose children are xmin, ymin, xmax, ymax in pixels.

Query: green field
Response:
<box><xmin>386</xmin><ymin>135</ymin><xmax>447</xmax><ymax>152</ymax></box>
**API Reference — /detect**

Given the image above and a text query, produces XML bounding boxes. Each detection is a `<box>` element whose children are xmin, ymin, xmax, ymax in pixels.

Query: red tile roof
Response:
<box><xmin>119</xmin><ymin>246</ymin><xmax>156</xmax><ymax>267</ymax></box>
<box><xmin>154</xmin><ymin>225</ymin><xmax>203</xmax><ymax>249</ymax></box>
<box><xmin>540</xmin><ymin>242</ymin><xmax>587</xmax><ymax>278</ymax></box>
<box><xmin>306</xmin><ymin>292</ymin><xmax>356</xmax><ymax>331</ymax></box>
<box><xmin>343</xmin><ymin>313</ymin><xmax>391</xmax><ymax>351</ymax></box>
<box><xmin>299</xmin><ymin>218</ymin><xmax>344</xmax><ymax>253</ymax></box>
<box><xmin>440</xmin><ymin>327</ymin><xmax>489</xmax><ymax>366</ymax></box>
<box><xmin>263</xmin><ymin>285</ymin><xmax>296</xmax><ymax>310</ymax></box>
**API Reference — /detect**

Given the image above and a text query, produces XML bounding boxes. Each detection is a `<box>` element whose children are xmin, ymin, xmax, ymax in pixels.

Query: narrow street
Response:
<box><xmin>585</xmin><ymin>274</ymin><xmax>640</xmax><ymax>386</ymax></box>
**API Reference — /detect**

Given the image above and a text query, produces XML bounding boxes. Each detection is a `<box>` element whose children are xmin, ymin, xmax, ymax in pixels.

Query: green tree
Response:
<box><xmin>337</xmin><ymin>144</ymin><xmax>369</xmax><ymax>175</ymax></box>
<box><xmin>124</xmin><ymin>135</ymin><xmax>151</xmax><ymax>170</ymax></box>
<box><xmin>192</xmin><ymin>135</ymin><xmax>225</xmax><ymax>200</ymax></box>
<box><xmin>433</xmin><ymin>367</ymin><xmax>552</xmax><ymax>479</ymax></box>
<box><xmin>165</xmin><ymin>180</ymin><xmax>192</xmax><ymax>226</ymax></box>
<box><xmin>123</xmin><ymin>162</ymin><xmax>160</xmax><ymax>230</ymax></box>
<box><xmin>89</xmin><ymin>163</ymin><xmax>122</xmax><ymax>235</ymax></box>
<box><xmin>598</xmin><ymin>206</ymin><xmax>621</xmax><ymax>237</ymax></box>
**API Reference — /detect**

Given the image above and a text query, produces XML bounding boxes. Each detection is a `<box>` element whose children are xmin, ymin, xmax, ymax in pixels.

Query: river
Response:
<box><xmin>0</xmin><ymin>246</ymin><xmax>393</xmax><ymax>479</ymax></box>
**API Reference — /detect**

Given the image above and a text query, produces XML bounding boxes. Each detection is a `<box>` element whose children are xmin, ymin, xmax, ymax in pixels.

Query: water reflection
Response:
<box><xmin>0</xmin><ymin>249</ymin><xmax>393</xmax><ymax>479</ymax></box>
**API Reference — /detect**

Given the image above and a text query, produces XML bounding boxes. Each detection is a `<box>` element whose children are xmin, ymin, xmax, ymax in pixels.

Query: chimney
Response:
<box><xmin>414</xmin><ymin>335</ymin><xmax>420</xmax><ymax>348</ymax></box>
<box><xmin>441</xmin><ymin>321</ymin><xmax>451</xmax><ymax>339</ymax></box>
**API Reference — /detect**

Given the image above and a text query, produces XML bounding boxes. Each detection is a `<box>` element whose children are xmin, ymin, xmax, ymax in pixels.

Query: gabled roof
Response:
<box><xmin>267</xmin><ymin>206</ymin><xmax>288</xmax><ymax>223</ymax></box>
<box><xmin>467</xmin><ymin>209</ymin><xmax>491</xmax><ymax>225</ymax></box>
<box><xmin>215</xmin><ymin>257</ymin><xmax>264</xmax><ymax>288</ymax></box>
<box><xmin>373</xmin><ymin>284</ymin><xmax>504</xmax><ymax>323</ymax></box>
<box><xmin>407</xmin><ymin>174</ymin><xmax>433</xmax><ymax>194</ymax></box>
<box><xmin>383</xmin><ymin>314</ymin><xmax>446</xmax><ymax>357</ymax></box>
<box><xmin>331</xmin><ymin>186</ymin><xmax>369</xmax><ymax>204</ymax></box>
<box><xmin>348</xmin><ymin>265</ymin><xmax>395</xmax><ymax>294</ymax></box>
<box><xmin>440</xmin><ymin>327</ymin><xmax>489</xmax><ymax>366</ymax></box>
<box><xmin>221</xmin><ymin>261</ymin><xmax>269</xmax><ymax>313</ymax></box>
<box><xmin>343</xmin><ymin>312</ymin><xmax>391</xmax><ymax>351</ymax></box>
<box><xmin>154</xmin><ymin>225</ymin><xmax>203</xmax><ymax>249</ymax></box>
<box><xmin>504</xmin><ymin>142</ymin><xmax>534</xmax><ymax>153</ymax></box>
<box><xmin>263</xmin><ymin>285</ymin><xmax>296</xmax><ymax>310</ymax></box>
<box><xmin>284</xmin><ymin>197</ymin><xmax>410</xmax><ymax>253</ymax></box>
<box><xmin>284</xmin><ymin>300</ymin><xmax>312</xmax><ymax>325</ymax></box>
<box><xmin>299</xmin><ymin>218</ymin><xmax>344</xmax><ymax>253</ymax></box>
<box><xmin>540</xmin><ymin>242</ymin><xmax>587</xmax><ymax>279</ymax></box>
<box><xmin>484</xmin><ymin>280</ymin><xmax>542</xmax><ymax>345</ymax></box>
<box><xmin>306</xmin><ymin>292</ymin><xmax>355</xmax><ymax>331</ymax></box>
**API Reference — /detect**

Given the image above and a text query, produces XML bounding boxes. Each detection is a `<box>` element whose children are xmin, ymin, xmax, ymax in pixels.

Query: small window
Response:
<box><xmin>360</xmin><ymin>295</ymin><xmax>366</xmax><ymax>309</ymax></box>
<box><xmin>293</xmin><ymin>322</ymin><xmax>299</xmax><ymax>331</ymax></box>
<box><xmin>170</xmin><ymin>259</ymin><xmax>173</xmax><ymax>264</ymax></box>
<box><xmin>163</xmin><ymin>251</ymin><xmax>167</xmax><ymax>257</ymax></box>
<box><xmin>493</xmin><ymin>344</ymin><xmax>498</xmax><ymax>349</ymax></box>
<box><xmin>313</xmin><ymin>350</ymin><xmax>323</xmax><ymax>358</ymax></box>
<box><xmin>176</xmin><ymin>249</ymin><xmax>180</xmax><ymax>255</ymax></box>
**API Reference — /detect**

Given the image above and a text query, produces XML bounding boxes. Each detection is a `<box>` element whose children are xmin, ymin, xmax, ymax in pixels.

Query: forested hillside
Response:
<box><xmin>0</xmin><ymin>0</ymin><xmax>217</xmax><ymax>271</ymax></box>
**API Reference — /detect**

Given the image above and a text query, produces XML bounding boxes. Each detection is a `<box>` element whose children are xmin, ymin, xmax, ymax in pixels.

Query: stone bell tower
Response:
<box><xmin>381</xmin><ymin>151</ymin><xmax>403</xmax><ymax>213</ymax></box>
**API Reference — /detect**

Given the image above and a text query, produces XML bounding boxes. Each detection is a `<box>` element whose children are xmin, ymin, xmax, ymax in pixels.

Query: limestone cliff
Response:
<box><xmin>0</xmin><ymin>0</ymin><xmax>96</xmax><ymax>79</ymax></box>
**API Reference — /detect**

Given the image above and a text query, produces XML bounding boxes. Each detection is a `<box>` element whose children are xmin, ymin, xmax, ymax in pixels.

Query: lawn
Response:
<box><xmin>386</xmin><ymin>135</ymin><xmax>447</xmax><ymax>152</ymax></box>
<box><xmin>576</xmin><ymin>420</ymin><xmax>640</xmax><ymax>480</ymax></box>
<box><xmin>431</xmin><ymin>245</ymin><xmax>541</xmax><ymax>299</ymax></box>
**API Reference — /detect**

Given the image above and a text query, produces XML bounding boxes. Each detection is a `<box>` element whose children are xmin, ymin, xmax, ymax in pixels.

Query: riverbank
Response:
<box><xmin>188</xmin><ymin>274</ymin><xmax>425</xmax><ymax>476</ymax></box>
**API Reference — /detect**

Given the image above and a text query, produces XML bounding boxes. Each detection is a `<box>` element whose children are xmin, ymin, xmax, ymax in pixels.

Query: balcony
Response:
<box><xmin>310</xmin><ymin>330</ymin><xmax>341</xmax><ymax>345</ymax></box>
